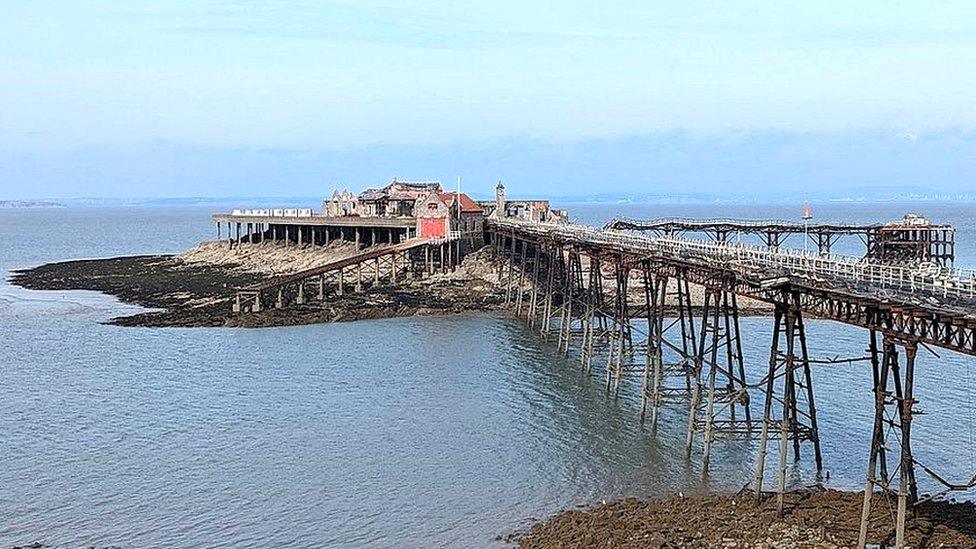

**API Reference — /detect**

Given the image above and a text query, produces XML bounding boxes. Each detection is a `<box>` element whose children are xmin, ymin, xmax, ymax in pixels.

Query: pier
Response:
<box><xmin>212</xmin><ymin>210</ymin><xmax>418</xmax><ymax>250</ymax></box>
<box><xmin>607</xmin><ymin>215</ymin><xmax>956</xmax><ymax>264</ymax></box>
<box><xmin>486</xmin><ymin>215</ymin><xmax>975</xmax><ymax>549</ymax></box>
<box><xmin>214</xmin><ymin>180</ymin><xmax>975</xmax><ymax>547</ymax></box>
<box><xmin>232</xmin><ymin>235</ymin><xmax>461</xmax><ymax>313</ymax></box>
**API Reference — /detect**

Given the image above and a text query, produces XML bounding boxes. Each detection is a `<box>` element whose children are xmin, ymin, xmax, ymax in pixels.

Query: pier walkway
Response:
<box><xmin>487</xmin><ymin>217</ymin><xmax>976</xmax><ymax>548</ymax></box>
<box><xmin>233</xmin><ymin>234</ymin><xmax>460</xmax><ymax>313</ymax></box>
<box><xmin>213</xmin><ymin>211</ymin><xmax>418</xmax><ymax>250</ymax></box>
<box><xmin>607</xmin><ymin>215</ymin><xmax>956</xmax><ymax>264</ymax></box>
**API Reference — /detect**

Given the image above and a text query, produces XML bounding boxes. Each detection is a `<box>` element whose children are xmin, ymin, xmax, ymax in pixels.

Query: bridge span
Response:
<box><xmin>232</xmin><ymin>234</ymin><xmax>462</xmax><ymax>313</ymax></box>
<box><xmin>486</xmin><ymin>217</ymin><xmax>976</xmax><ymax>548</ymax></box>
<box><xmin>606</xmin><ymin>215</ymin><xmax>956</xmax><ymax>265</ymax></box>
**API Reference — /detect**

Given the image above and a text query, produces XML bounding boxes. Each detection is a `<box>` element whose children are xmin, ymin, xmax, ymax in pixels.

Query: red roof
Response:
<box><xmin>437</xmin><ymin>192</ymin><xmax>483</xmax><ymax>213</ymax></box>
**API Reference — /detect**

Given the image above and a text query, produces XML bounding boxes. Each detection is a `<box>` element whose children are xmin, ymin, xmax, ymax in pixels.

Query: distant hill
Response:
<box><xmin>35</xmin><ymin>197</ymin><xmax>323</xmax><ymax>208</ymax></box>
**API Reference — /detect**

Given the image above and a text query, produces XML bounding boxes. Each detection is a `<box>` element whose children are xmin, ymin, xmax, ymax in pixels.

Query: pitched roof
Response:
<box><xmin>437</xmin><ymin>192</ymin><xmax>483</xmax><ymax>213</ymax></box>
<box><xmin>358</xmin><ymin>187</ymin><xmax>385</xmax><ymax>200</ymax></box>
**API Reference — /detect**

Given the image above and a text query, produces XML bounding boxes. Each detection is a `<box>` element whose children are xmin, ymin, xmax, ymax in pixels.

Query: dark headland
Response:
<box><xmin>8</xmin><ymin>238</ymin><xmax>774</xmax><ymax>329</ymax></box>
<box><xmin>9</xmin><ymin>242</ymin><xmax>506</xmax><ymax>328</ymax></box>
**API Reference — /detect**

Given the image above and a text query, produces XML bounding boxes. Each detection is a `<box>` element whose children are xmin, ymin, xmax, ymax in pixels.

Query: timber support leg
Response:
<box><xmin>752</xmin><ymin>291</ymin><xmax>821</xmax><ymax>516</ymax></box>
<box><xmin>857</xmin><ymin>334</ymin><xmax>919</xmax><ymax>548</ymax></box>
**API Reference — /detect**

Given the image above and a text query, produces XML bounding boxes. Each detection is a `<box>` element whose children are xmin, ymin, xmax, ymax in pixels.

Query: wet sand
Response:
<box><xmin>512</xmin><ymin>489</ymin><xmax>976</xmax><ymax>548</ymax></box>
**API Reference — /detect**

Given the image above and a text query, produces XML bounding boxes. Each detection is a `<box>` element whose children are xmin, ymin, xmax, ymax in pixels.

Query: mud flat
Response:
<box><xmin>511</xmin><ymin>489</ymin><xmax>976</xmax><ymax>548</ymax></box>
<box><xmin>9</xmin><ymin>242</ymin><xmax>505</xmax><ymax>328</ymax></box>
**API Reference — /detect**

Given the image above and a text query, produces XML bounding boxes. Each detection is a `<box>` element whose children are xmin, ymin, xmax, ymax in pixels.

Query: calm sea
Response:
<box><xmin>1</xmin><ymin>202</ymin><xmax>975</xmax><ymax>548</ymax></box>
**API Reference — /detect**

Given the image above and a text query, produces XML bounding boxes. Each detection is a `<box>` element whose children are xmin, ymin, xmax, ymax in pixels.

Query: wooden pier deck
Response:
<box><xmin>212</xmin><ymin>212</ymin><xmax>415</xmax><ymax>228</ymax></box>
<box><xmin>219</xmin><ymin>208</ymin><xmax>971</xmax><ymax>547</ymax></box>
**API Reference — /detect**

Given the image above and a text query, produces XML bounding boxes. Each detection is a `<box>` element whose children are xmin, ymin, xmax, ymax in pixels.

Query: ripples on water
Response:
<box><xmin>1</xmin><ymin>204</ymin><xmax>976</xmax><ymax>547</ymax></box>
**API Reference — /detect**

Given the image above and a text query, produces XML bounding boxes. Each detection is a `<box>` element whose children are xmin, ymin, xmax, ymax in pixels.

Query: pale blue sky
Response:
<box><xmin>2</xmin><ymin>1</ymin><xmax>976</xmax><ymax>198</ymax></box>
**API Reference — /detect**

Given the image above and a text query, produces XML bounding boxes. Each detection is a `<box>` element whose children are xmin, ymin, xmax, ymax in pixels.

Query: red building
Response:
<box><xmin>415</xmin><ymin>191</ymin><xmax>484</xmax><ymax>241</ymax></box>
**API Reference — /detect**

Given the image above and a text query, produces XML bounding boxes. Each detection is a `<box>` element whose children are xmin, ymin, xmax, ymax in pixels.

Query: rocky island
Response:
<box><xmin>10</xmin><ymin>240</ymin><xmax>506</xmax><ymax>328</ymax></box>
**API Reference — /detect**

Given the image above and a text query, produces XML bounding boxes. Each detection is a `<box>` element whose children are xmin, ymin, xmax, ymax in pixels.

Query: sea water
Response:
<box><xmin>1</xmin><ymin>202</ymin><xmax>975</xmax><ymax>548</ymax></box>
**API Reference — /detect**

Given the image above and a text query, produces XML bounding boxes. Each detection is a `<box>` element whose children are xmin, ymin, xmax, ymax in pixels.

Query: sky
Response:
<box><xmin>2</xmin><ymin>1</ymin><xmax>976</xmax><ymax>199</ymax></box>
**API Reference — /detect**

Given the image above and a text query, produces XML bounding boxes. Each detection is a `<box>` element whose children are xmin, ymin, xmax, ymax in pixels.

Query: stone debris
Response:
<box><xmin>511</xmin><ymin>489</ymin><xmax>976</xmax><ymax>548</ymax></box>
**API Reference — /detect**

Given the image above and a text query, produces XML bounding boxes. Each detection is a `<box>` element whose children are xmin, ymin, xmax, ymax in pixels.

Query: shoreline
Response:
<box><xmin>8</xmin><ymin>252</ymin><xmax>507</xmax><ymax>328</ymax></box>
<box><xmin>511</xmin><ymin>488</ymin><xmax>976</xmax><ymax>548</ymax></box>
<box><xmin>8</xmin><ymin>244</ymin><xmax>773</xmax><ymax>329</ymax></box>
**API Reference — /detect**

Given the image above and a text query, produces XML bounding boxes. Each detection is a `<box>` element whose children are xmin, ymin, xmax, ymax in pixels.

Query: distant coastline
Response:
<box><xmin>0</xmin><ymin>200</ymin><xmax>65</xmax><ymax>209</ymax></box>
<box><xmin>4</xmin><ymin>190</ymin><xmax>976</xmax><ymax>209</ymax></box>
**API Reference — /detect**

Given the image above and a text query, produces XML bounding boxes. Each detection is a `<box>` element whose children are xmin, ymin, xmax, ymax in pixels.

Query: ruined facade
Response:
<box><xmin>323</xmin><ymin>178</ymin><xmax>565</xmax><ymax>225</ymax></box>
<box><xmin>479</xmin><ymin>181</ymin><xmax>568</xmax><ymax>223</ymax></box>
<box><xmin>357</xmin><ymin>179</ymin><xmax>444</xmax><ymax>217</ymax></box>
<box><xmin>322</xmin><ymin>190</ymin><xmax>358</xmax><ymax>217</ymax></box>
<box><xmin>415</xmin><ymin>190</ymin><xmax>484</xmax><ymax>247</ymax></box>
<box><xmin>322</xmin><ymin>179</ymin><xmax>444</xmax><ymax>218</ymax></box>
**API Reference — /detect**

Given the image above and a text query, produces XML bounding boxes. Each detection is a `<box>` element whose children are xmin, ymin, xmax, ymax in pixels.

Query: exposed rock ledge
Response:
<box><xmin>9</xmin><ymin>243</ymin><xmax>505</xmax><ymax>327</ymax></box>
<box><xmin>10</xmin><ymin>241</ymin><xmax>772</xmax><ymax>328</ymax></box>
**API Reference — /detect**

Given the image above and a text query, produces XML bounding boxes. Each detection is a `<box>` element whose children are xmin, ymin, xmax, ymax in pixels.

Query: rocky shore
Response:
<box><xmin>9</xmin><ymin>242</ymin><xmax>506</xmax><ymax>328</ymax></box>
<box><xmin>10</xmin><ymin>239</ymin><xmax>775</xmax><ymax>329</ymax></box>
<box><xmin>9</xmin><ymin>240</ymin><xmax>774</xmax><ymax>328</ymax></box>
<box><xmin>512</xmin><ymin>489</ymin><xmax>976</xmax><ymax>548</ymax></box>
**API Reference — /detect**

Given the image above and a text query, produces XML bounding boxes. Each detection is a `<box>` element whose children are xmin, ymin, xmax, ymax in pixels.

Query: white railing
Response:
<box><xmin>606</xmin><ymin>216</ymin><xmax>888</xmax><ymax>231</ymax></box>
<box><xmin>230</xmin><ymin>208</ymin><xmax>315</xmax><ymax>217</ymax></box>
<box><xmin>424</xmin><ymin>231</ymin><xmax>462</xmax><ymax>245</ymax></box>
<box><xmin>610</xmin><ymin>216</ymin><xmax>816</xmax><ymax>228</ymax></box>
<box><xmin>492</xmin><ymin>219</ymin><xmax>976</xmax><ymax>302</ymax></box>
<box><xmin>608</xmin><ymin>215</ymin><xmax>953</xmax><ymax>232</ymax></box>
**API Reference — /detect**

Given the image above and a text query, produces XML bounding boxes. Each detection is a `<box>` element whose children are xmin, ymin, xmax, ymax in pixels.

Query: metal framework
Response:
<box><xmin>686</xmin><ymin>287</ymin><xmax>753</xmax><ymax>473</ymax></box>
<box><xmin>607</xmin><ymin>216</ymin><xmax>956</xmax><ymax>265</ymax></box>
<box><xmin>488</xmin><ymin>217</ymin><xmax>976</xmax><ymax>548</ymax></box>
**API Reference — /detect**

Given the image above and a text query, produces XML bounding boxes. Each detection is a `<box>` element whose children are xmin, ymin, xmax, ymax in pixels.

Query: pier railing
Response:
<box><xmin>605</xmin><ymin>216</ymin><xmax>886</xmax><ymax>232</ymax></box>
<box><xmin>488</xmin><ymin>217</ymin><xmax>976</xmax><ymax>544</ymax></box>
<box><xmin>232</xmin><ymin>208</ymin><xmax>315</xmax><ymax>217</ymax></box>
<box><xmin>491</xmin><ymin>219</ymin><xmax>976</xmax><ymax>302</ymax></box>
<box><xmin>606</xmin><ymin>215</ymin><xmax>955</xmax><ymax>233</ymax></box>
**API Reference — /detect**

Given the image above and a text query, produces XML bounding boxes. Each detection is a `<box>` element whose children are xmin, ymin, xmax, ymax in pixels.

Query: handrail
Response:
<box><xmin>606</xmin><ymin>216</ymin><xmax>884</xmax><ymax>230</ymax></box>
<box><xmin>491</xmin><ymin>219</ymin><xmax>976</xmax><ymax>303</ymax></box>
<box><xmin>605</xmin><ymin>216</ymin><xmax>953</xmax><ymax>232</ymax></box>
